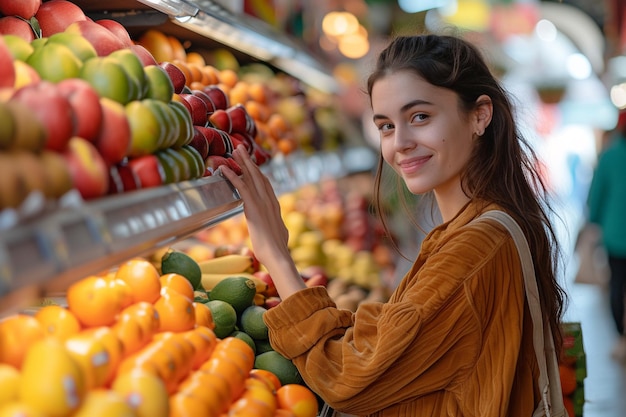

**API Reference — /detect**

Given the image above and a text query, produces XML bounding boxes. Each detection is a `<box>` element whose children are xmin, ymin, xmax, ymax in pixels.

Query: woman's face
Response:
<box><xmin>371</xmin><ymin>70</ymin><xmax>482</xmax><ymax>205</ymax></box>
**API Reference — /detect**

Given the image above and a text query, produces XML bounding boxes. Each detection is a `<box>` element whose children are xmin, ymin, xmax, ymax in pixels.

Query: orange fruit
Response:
<box><xmin>80</xmin><ymin>327</ymin><xmax>124</xmax><ymax>387</ymax></box>
<box><xmin>112</xmin><ymin>314</ymin><xmax>147</xmax><ymax>357</ymax></box>
<box><xmin>111</xmin><ymin>369</ymin><xmax>169</xmax><ymax>417</ymax></box>
<box><xmin>151</xmin><ymin>333</ymin><xmax>195</xmax><ymax>384</ymax></box>
<box><xmin>0</xmin><ymin>401</ymin><xmax>46</xmax><ymax>417</ymax></box>
<box><xmin>179</xmin><ymin>370</ymin><xmax>231</xmax><ymax>413</ymax></box>
<box><xmin>182</xmin><ymin>327</ymin><xmax>217</xmax><ymax>370</ymax></box>
<box><xmin>211</xmin><ymin>337</ymin><xmax>255</xmax><ymax>373</ymax></box>
<box><xmin>250</xmin><ymin>368</ymin><xmax>282</xmax><ymax>392</ymax></box>
<box><xmin>228</xmin><ymin>395</ymin><xmax>274</xmax><ymax>417</ymax></box>
<box><xmin>0</xmin><ymin>314</ymin><xmax>44</xmax><ymax>369</ymax></box>
<box><xmin>72</xmin><ymin>388</ymin><xmax>136</xmax><ymax>417</ymax></box>
<box><xmin>563</xmin><ymin>394</ymin><xmax>575</xmax><ymax>417</ymax></box>
<box><xmin>115</xmin><ymin>258</ymin><xmax>162</xmax><ymax>304</ymax></box>
<box><xmin>108</xmin><ymin>278</ymin><xmax>134</xmax><ymax>309</ymax></box>
<box><xmin>193</xmin><ymin>302</ymin><xmax>215</xmax><ymax>329</ymax></box>
<box><xmin>160</xmin><ymin>273</ymin><xmax>194</xmax><ymax>300</ymax></box>
<box><xmin>200</xmin><ymin>356</ymin><xmax>246</xmax><ymax>402</ymax></box>
<box><xmin>118</xmin><ymin>301</ymin><xmax>160</xmax><ymax>342</ymax></box>
<box><xmin>275</xmin><ymin>384</ymin><xmax>319</xmax><ymax>417</ymax></box>
<box><xmin>241</xmin><ymin>381</ymin><xmax>277</xmax><ymax>411</ymax></box>
<box><xmin>154</xmin><ymin>290</ymin><xmax>195</xmax><ymax>333</ymax></box>
<box><xmin>34</xmin><ymin>305</ymin><xmax>81</xmax><ymax>341</ymax></box>
<box><xmin>177</xmin><ymin>377</ymin><xmax>224</xmax><ymax>416</ymax></box>
<box><xmin>66</xmin><ymin>275</ymin><xmax>121</xmax><ymax>327</ymax></box>
<box><xmin>64</xmin><ymin>332</ymin><xmax>111</xmax><ymax>390</ymax></box>
<box><xmin>169</xmin><ymin>391</ymin><xmax>215</xmax><ymax>417</ymax></box>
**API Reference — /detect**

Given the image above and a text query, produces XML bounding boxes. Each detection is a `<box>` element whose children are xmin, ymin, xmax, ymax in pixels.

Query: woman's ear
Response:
<box><xmin>474</xmin><ymin>94</ymin><xmax>493</xmax><ymax>135</ymax></box>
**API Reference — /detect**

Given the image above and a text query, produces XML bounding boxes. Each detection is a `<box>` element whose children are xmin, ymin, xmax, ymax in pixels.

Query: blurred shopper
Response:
<box><xmin>221</xmin><ymin>33</ymin><xmax>566</xmax><ymax>416</ymax></box>
<box><xmin>586</xmin><ymin>117</ymin><xmax>626</xmax><ymax>363</ymax></box>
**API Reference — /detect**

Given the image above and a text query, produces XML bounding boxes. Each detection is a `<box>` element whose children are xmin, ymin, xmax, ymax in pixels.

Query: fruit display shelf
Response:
<box><xmin>72</xmin><ymin>0</ymin><xmax>339</xmax><ymax>93</ymax></box>
<box><xmin>0</xmin><ymin>147</ymin><xmax>368</xmax><ymax>316</ymax></box>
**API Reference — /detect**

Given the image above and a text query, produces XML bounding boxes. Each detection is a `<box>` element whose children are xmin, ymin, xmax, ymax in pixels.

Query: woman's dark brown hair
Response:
<box><xmin>367</xmin><ymin>34</ymin><xmax>567</xmax><ymax>350</ymax></box>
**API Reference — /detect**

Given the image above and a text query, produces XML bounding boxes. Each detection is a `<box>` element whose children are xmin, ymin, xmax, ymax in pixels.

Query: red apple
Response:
<box><xmin>62</xmin><ymin>136</ymin><xmax>109</xmax><ymax>200</ymax></box>
<box><xmin>239</xmin><ymin>246</ymin><xmax>260</xmax><ymax>272</ymax></box>
<box><xmin>0</xmin><ymin>36</ymin><xmax>15</xmax><ymax>89</ymax></box>
<box><xmin>35</xmin><ymin>0</ymin><xmax>87</xmax><ymax>37</ymax></box>
<box><xmin>224</xmin><ymin>157</ymin><xmax>242</xmax><ymax>175</ymax></box>
<box><xmin>202</xmin><ymin>86</ymin><xmax>229</xmax><ymax>110</ymax></box>
<box><xmin>230</xmin><ymin>132</ymin><xmax>254</xmax><ymax>154</ymax></box>
<box><xmin>0</xmin><ymin>0</ymin><xmax>41</xmax><ymax>19</ymax></box>
<box><xmin>127</xmin><ymin>154</ymin><xmax>164</xmax><ymax>189</ymax></box>
<box><xmin>205</xmin><ymin>155</ymin><xmax>230</xmax><ymax>175</ymax></box>
<box><xmin>95</xmin><ymin>19</ymin><xmax>133</xmax><ymax>48</ymax></box>
<box><xmin>130</xmin><ymin>44</ymin><xmax>158</xmax><ymax>67</ymax></box>
<box><xmin>180</xmin><ymin>93</ymin><xmax>208</xmax><ymax>126</ymax></box>
<box><xmin>251</xmin><ymin>143</ymin><xmax>271</xmax><ymax>166</ymax></box>
<box><xmin>208</xmin><ymin>109</ymin><xmax>231</xmax><ymax>132</ymax></box>
<box><xmin>108</xmin><ymin>164</ymin><xmax>140</xmax><ymax>194</ymax></box>
<box><xmin>56</xmin><ymin>78</ymin><xmax>103</xmax><ymax>142</ymax></box>
<box><xmin>65</xmin><ymin>20</ymin><xmax>125</xmax><ymax>57</ymax></box>
<box><xmin>264</xmin><ymin>296</ymin><xmax>281</xmax><ymax>309</ymax></box>
<box><xmin>0</xmin><ymin>16</ymin><xmax>36</xmax><ymax>42</ymax></box>
<box><xmin>94</xmin><ymin>97</ymin><xmax>131</xmax><ymax>166</ymax></box>
<box><xmin>160</xmin><ymin>62</ymin><xmax>187</xmax><ymax>94</ymax></box>
<box><xmin>253</xmin><ymin>271</ymin><xmax>278</xmax><ymax>297</ymax></box>
<box><xmin>191</xmin><ymin>89</ymin><xmax>216</xmax><ymax>113</ymax></box>
<box><xmin>225</xmin><ymin>104</ymin><xmax>254</xmax><ymax>135</ymax></box>
<box><xmin>10</xmin><ymin>81</ymin><xmax>74</xmax><ymax>152</ymax></box>
<box><xmin>189</xmin><ymin>127</ymin><xmax>210</xmax><ymax>160</ymax></box>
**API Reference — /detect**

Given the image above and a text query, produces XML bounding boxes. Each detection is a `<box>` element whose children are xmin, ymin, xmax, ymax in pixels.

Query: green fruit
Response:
<box><xmin>239</xmin><ymin>305</ymin><xmax>269</xmax><ymax>340</ymax></box>
<box><xmin>208</xmin><ymin>276</ymin><xmax>256</xmax><ymax>316</ymax></box>
<box><xmin>254</xmin><ymin>338</ymin><xmax>274</xmax><ymax>355</ymax></box>
<box><xmin>26</xmin><ymin>42</ymin><xmax>81</xmax><ymax>82</ymax></box>
<box><xmin>230</xmin><ymin>330</ymin><xmax>256</xmax><ymax>355</ymax></box>
<box><xmin>3</xmin><ymin>34</ymin><xmax>34</xmax><ymax>61</ymax></box>
<box><xmin>47</xmin><ymin>32</ymin><xmax>97</xmax><ymax>62</ymax></box>
<box><xmin>125</xmin><ymin>99</ymin><xmax>164</xmax><ymax>157</ymax></box>
<box><xmin>169</xmin><ymin>100</ymin><xmax>194</xmax><ymax>148</ymax></box>
<box><xmin>144</xmin><ymin>64</ymin><xmax>174</xmax><ymax>103</ymax></box>
<box><xmin>80</xmin><ymin>56</ymin><xmax>134</xmax><ymax>104</ymax></box>
<box><xmin>205</xmin><ymin>300</ymin><xmax>237</xmax><ymax>339</ymax></box>
<box><xmin>178</xmin><ymin>145</ymin><xmax>204</xmax><ymax>180</ymax></box>
<box><xmin>160</xmin><ymin>249</ymin><xmax>202</xmax><ymax>290</ymax></box>
<box><xmin>254</xmin><ymin>350</ymin><xmax>303</xmax><ymax>386</ymax></box>
<box><xmin>109</xmin><ymin>49</ymin><xmax>148</xmax><ymax>101</ymax></box>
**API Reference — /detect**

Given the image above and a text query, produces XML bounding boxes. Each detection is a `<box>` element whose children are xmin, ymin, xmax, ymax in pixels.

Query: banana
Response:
<box><xmin>201</xmin><ymin>272</ymin><xmax>269</xmax><ymax>294</ymax></box>
<box><xmin>198</xmin><ymin>254</ymin><xmax>254</xmax><ymax>275</ymax></box>
<box><xmin>254</xmin><ymin>293</ymin><xmax>266</xmax><ymax>306</ymax></box>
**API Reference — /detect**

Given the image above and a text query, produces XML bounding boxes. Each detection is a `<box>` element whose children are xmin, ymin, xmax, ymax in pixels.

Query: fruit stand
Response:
<box><xmin>0</xmin><ymin>1</ymin><xmax>385</xmax><ymax>416</ymax></box>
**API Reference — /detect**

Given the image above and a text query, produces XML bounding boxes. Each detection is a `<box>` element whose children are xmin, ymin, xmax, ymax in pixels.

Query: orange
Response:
<box><xmin>112</xmin><ymin>314</ymin><xmax>147</xmax><ymax>357</ymax></box>
<box><xmin>275</xmin><ymin>384</ymin><xmax>319</xmax><ymax>417</ymax></box>
<box><xmin>169</xmin><ymin>391</ymin><xmax>215</xmax><ymax>417</ymax></box>
<box><xmin>66</xmin><ymin>275</ymin><xmax>121</xmax><ymax>327</ymax></box>
<box><xmin>177</xmin><ymin>378</ymin><xmax>224</xmax><ymax>415</ymax></box>
<box><xmin>210</xmin><ymin>337</ymin><xmax>255</xmax><ymax>373</ymax></box>
<box><xmin>219</xmin><ymin>68</ymin><xmax>238</xmax><ymax>88</ymax></box>
<box><xmin>179</xmin><ymin>370</ymin><xmax>231</xmax><ymax>413</ymax></box>
<box><xmin>80</xmin><ymin>327</ymin><xmax>124</xmax><ymax>387</ymax></box>
<box><xmin>64</xmin><ymin>332</ymin><xmax>111</xmax><ymax>390</ymax></box>
<box><xmin>115</xmin><ymin>258</ymin><xmax>162</xmax><ymax>304</ymax></box>
<box><xmin>228</xmin><ymin>396</ymin><xmax>274</xmax><ymax>417</ymax></box>
<box><xmin>559</xmin><ymin>364</ymin><xmax>577</xmax><ymax>396</ymax></box>
<box><xmin>151</xmin><ymin>333</ymin><xmax>195</xmax><ymax>384</ymax></box>
<box><xmin>160</xmin><ymin>273</ymin><xmax>194</xmax><ymax>300</ymax></box>
<box><xmin>153</xmin><ymin>290</ymin><xmax>195</xmax><ymax>333</ymax></box>
<box><xmin>0</xmin><ymin>314</ymin><xmax>44</xmax><ymax>369</ymax></box>
<box><xmin>72</xmin><ymin>388</ymin><xmax>135</xmax><ymax>417</ymax></box>
<box><xmin>250</xmin><ymin>369</ymin><xmax>282</xmax><ymax>392</ymax></box>
<box><xmin>34</xmin><ymin>305</ymin><xmax>81</xmax><ymax>341</ymax></box>
<box><xmin>111</xmin><ymin>369</ymin><xmax>169</xmax><ymax>417</ymax></box>
<box><xmin>241</xmin><ymin>381</ymin><xmax>278</xmax><ymax>412</ymax></box>
<box><xmin>563</xmin><ymin>394</ymin><xmax>575</xmax><ymax>417</ymax></box>
<box><xmin>274</xmin><ymin>409</ymin><xmax>297</xmax><ymax>417</ymax></box>
<box><xmin>200</xmin><ymin>356</ymin><xmax>246</xmax><ymax>402</ymax></box>
<box><xmin>108</xmin><ymin>278</ymin><xmax>134</xmax><ymax>309</ymax></box>
<box><xmin>193</xmin><ymin>301</ymin><xmax>215</xmax><ymax>329</ymax></box>
<box><xmin>118</xmin><ymin>301</ymin><xmax>160</xmax><ymax>343</ymax></box>
<box><xmin>182</xmin><ymin>327</ymin><xmax>217</xmax><ymax>370</ymax></box>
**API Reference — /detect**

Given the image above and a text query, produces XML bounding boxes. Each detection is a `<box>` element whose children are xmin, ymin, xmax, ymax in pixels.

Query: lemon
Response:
<box><xmin>240</xmin><ymin>305</ymin><xmax>269</xmax><ymax>340</ymax></box>
<box><xmin>161</xmin><ymin>249</ymin><xmax>202</xmax><ymax>290</ymax></box>
<box><xmin>204</xmin><ymin>300</ymin><xmax>237</xmax><ymax>339</ymax></box>
<box><xmin>230</xmin><ymin>330</ymin><xmax>256</xmax><ymax>355</ymax></box>
<box><xmin>208</xmin><ymin>276</ymin><xmax>256</xmax><ymax>315</ymax></box>
<box><xmin>254</xmin><ymin>350</ymin><xmax>303</xmax><ymax>386</ymax></box>
<box><xmin>0</xmin><ymin>364</ymin><xmax>19</xmax><ymax>406</ymax></box>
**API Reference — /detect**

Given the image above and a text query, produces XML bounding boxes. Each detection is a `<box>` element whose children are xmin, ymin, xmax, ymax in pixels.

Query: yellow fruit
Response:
<box><xmin>72</xmin><ymin>389</ymin><xmax>135</xmax><ymax>417</ymax></box>
<box><xmin>19</xmin><ymin>338</ymin><xmax>85</xmax><ymax>417</ymax></box>
<box><xmin>0</xmin><ymin>314</ymin><xmax>44</xmax><ymax>369</ymax></box>
<box><xmin>208</xmin><ymin>276</ymin><xmax>256</xmax><ymax>315</ymax></box>
<box><xmin>240</xmin><ymin>305</ymin><xmax>269</xmax><ymax>340</ymax></box>
<box><xmin>0</xmin><ymin>402</ymin><xmax>45</xmax><ymax>417</ymax></box>
<box><xmin>203</xmin><ymin>300</ymin><xmax>237</xmax><ymax>339</ymax></box>
<box><xmin>254</xmin><ymin>351</ymin><xmax>303</xmax><ymax>386</ymax></box>
<box><xmin>111</xmin><ymin>369</ymin><xmax>169</xmax><ymax>417</ymax></box>
<box><xmin>0</xmin><ymin>364</ymin><xmax>19</xmax><ymax>406</ymax></box>
<box><xmin>34</xmin><ymin>305</ymin><xmax>81</xmax><ymax>341</ymax></box>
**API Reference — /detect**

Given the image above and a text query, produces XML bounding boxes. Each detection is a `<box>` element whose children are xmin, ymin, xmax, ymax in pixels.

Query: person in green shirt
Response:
<box><xmin>587</xmin><ymin>127</ymin><xmax>626</xmax><ymax>363</ymax></box>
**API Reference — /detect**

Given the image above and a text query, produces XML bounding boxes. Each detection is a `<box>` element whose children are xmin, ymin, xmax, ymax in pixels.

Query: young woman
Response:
<box><xmin>221</xmin><ymin>33</ymin><xmax>567</xmax><ymax>417</ymax></box>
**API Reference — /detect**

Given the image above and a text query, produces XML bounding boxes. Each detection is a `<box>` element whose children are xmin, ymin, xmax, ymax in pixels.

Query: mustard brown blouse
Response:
<box><xmin>264</xmin><ymin>200</ymin><xmax>541</xmax><ymax>416</ymax></box>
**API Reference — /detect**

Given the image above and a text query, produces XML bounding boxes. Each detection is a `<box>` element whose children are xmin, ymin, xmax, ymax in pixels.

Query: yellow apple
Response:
<box><xmin>26</xmin><ymin>42</ymin><xmax>81</xmax><ymax>82</ymax></box>
<box><xmin>125</xmin><ymin>99</ymin><xmax>165</xmax><ymax>157</ymax></box>
<box><xmin>79</xmin><ymin>56</ymin><xmax>133</xmax><ymax>104</ymax></box>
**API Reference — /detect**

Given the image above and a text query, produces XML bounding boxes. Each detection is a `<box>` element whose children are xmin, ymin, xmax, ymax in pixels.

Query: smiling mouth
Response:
<box><xmin>398</xmin><ymin>156</ymin><xmax>431</xmax><ymax>173</ymax></box>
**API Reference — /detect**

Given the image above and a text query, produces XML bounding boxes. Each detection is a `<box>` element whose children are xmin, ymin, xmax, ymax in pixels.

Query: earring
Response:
<box><xmin>475</xmin><ymin>130</ymin><xmax>484</xmax><ymax>137</ymax></box>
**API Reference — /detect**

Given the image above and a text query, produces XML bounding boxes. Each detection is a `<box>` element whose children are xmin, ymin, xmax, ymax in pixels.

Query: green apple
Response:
<box><xmin>168</xmin><ymin>100</ymin><xmax>194</xmax><ymax>148</ymax></box>
<box><xmin>155</xmin><ymin>149</ymin><xmax>181</xmax><ymax>184</ymax></box>
<box><xmin>163</xmin><ymin>147</ymin><xmax>190</xmax><ymax>181</ymax></box>
<box><xmin>178</xmin><ymin>145</ymin><xmax>204</xmax><ymax>180</ymax></box>
<box><xmin>79</xmin><ymin>56</ymin><xmax>133</xmax><ymax>104</ymax></box>
<box><xmin>143</xmin><ymin>64</ymin><xmax>174</xmax><ymax>102</ymax></box>
<box><xmin>125</xmin><ymin>99</ymin><xmax>164</xmax><ymax>157</ymax></box>
<box><xmin>47</xmin><ymin>32</ymin><xmax>97</xmax><ymax>62</ymax></box>
<box><xmin>108</xmin><ymin>48</ymin><xmax>148</xmax><ymax>101</ymax></box>
<box><xmin>3</xmin><ymin>34</ymin><xmax>34</xmax><ymax>61</ymax></box>
<box><xmin>26</xmin><ymin>42</ymin><xmax>81</xmax><ymax>82</ymax></box>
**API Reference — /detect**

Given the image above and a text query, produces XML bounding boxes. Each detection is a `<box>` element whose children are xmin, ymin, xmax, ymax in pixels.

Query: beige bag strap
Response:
<box><xmin>478</xmin><ymin>210</ymin><xmax>567</xmax><ymax>417</ymax></box>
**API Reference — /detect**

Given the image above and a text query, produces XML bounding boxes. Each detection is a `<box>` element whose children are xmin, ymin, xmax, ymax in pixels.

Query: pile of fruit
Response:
<box><xmin>0</xmin><ymin>250</ymin><xmax>321</xmax><ymax>417</ymax></box>
<box><xmin>559</xmin><ymin>322</ymin><xmax>586</xmax><ymax>417</ymax></box>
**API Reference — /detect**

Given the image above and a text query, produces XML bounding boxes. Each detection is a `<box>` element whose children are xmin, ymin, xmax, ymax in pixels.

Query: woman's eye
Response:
<box><xmin>411</xmin><ymin>113</ymin><xmax>428</xmax><ymax>123</ymax></box>
<box><xmin>378</xmin><ymin>123</ymin><xmax>393</xmax><ymax>133</ymax></box>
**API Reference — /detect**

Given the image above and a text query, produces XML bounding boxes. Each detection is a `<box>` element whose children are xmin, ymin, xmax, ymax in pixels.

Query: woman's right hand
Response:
<box><xmin>219</xmin><ymin>145</ymin><xmax>306</xmax><ymax>298</ymax></box>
